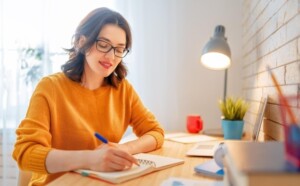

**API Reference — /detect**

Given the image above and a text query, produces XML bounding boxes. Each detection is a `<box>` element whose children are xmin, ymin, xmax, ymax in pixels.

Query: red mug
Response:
<box><xmin>187</xmin><ymin>115</ymin><xmax>203</xmax><ymax>133</ymax></box>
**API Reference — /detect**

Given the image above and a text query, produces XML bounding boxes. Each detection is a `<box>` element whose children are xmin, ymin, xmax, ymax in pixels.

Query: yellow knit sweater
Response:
<box><xmin>12</xmin><ymin>72</ymin><xmax>164</xmax><ymax>185</ymax></box>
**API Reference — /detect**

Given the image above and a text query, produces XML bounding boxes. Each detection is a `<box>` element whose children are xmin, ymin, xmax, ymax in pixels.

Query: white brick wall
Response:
<box><xmin>242</xmin><ymin>0</ymin><xmax>300</xmax><ymax>140</ymax></box>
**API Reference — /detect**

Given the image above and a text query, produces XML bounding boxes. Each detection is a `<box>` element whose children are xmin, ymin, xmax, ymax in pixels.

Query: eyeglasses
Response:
<box><xmin>95</xmin><ymin>39</ymin><xmax>129</xmax><ymax>58</ymax></box>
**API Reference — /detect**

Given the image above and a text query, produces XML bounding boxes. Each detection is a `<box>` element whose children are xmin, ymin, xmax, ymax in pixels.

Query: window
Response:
<box><xmin>0</xmin><ymin>1</ymin><xmax>116</xmax><ymax>184</ymax></box>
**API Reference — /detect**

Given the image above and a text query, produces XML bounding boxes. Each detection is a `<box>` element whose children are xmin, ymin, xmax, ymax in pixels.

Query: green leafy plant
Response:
<box><xmin>219</xmin><ymin>97</ymin><xmax>249</xmax><ymax>120</ymax></box>
<box><xmin>19</xmin><ymin>46</ymin><xmax>44</xmax><ymax>86</ymax></box>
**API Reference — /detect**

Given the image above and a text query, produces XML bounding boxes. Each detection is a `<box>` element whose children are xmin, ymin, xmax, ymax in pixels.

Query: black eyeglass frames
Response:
<box><xmin>95</xmin><ymin>39</ymin><xmax>129</xmax><ymax>58</ymax></box>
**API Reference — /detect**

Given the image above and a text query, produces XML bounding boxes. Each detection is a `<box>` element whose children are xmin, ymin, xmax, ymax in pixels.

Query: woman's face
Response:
<box><xmin>84</xmin><ymin>24</ymin><xmax>126</xmax><ymax>79</ymax></box>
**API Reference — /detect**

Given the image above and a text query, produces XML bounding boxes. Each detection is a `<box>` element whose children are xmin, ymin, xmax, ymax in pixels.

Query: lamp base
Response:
<box><xmin>203</xmin><ymin>128</ymin><xmax>224</xmax><ymax>137</ymax></box>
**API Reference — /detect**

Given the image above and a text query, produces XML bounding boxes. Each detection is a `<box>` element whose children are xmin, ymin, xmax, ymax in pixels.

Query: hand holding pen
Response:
<box><xmin>94</xmin><ymin>132</ymin><xmax>140</xmax><ymax>167</ymax></box>
<box><xmin>94</xmin><ymin>132</ymin><xmax>117</xmax><ymax>147</ymax></box>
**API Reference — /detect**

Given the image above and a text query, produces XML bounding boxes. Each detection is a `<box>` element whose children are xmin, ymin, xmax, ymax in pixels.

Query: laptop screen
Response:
<box><xmin>251</xmin><ymin>95</ymin><xmax>268</xmax><ymax>141</ymax></box>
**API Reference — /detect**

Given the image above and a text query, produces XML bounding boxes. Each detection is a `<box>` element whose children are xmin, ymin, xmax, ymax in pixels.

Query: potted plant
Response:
<box><xmin>219</xmin><ymin>97</ymin><xmax>249</xmax><ymax>139</ymax></box>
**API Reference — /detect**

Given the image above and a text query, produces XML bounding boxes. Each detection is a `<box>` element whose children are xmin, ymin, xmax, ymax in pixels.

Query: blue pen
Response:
<box><xmin>94</xmin><ymin>132</ymin><xmax>140</xmax><ymax>166</ymax></box>
<box><xmin>94</xmin><ymin>132</ymin><xmax>109</xmax><ymax>144</ymax></box>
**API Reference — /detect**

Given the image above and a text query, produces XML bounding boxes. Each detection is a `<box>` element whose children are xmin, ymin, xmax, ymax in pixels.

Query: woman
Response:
<box><xmin>13</xmin><ymin>7</ymin><xmax>164</xmax><ymax>185</ymax></box>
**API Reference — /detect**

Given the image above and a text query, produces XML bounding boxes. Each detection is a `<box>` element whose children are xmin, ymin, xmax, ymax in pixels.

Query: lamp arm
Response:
<box><xmin>224</xmin><ymin>69</ymin><xmax>228</xmax><ymax>101</ymax></box>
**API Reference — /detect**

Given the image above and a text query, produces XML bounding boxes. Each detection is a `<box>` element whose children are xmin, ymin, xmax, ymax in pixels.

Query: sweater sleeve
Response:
<box><xmin>126</xmin><ymin>81</ymin><xmax>165</xmax><ymax>149</ymax></box>
<box><xmin>12</xmin><ymin>77</ymin><xmax>53</xmax><ymax>174</ymax></box>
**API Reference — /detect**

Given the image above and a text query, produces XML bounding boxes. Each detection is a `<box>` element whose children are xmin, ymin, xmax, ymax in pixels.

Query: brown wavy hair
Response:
<box><xmin>61</xmin><ymin>7</ymin><xmax>132</xmax><ymax>88</ymax></box>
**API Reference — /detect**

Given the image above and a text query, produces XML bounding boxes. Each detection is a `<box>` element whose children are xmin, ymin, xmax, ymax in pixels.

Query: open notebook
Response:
<box><xmin>74</xmin><ymin>153</ymin><xmax>184</xmax><ymax>184</ymax></box>
<box><xmin>186</xmin><ymin>95</ymin><xmax>268</xmax><ymax>157</ymax></box>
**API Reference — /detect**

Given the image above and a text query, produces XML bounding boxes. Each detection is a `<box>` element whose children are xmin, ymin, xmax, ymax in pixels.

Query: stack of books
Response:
<box><xmin>223</xmin><ymin>141</ymin><xmax>300</xmax><ymax>186</ymax></box>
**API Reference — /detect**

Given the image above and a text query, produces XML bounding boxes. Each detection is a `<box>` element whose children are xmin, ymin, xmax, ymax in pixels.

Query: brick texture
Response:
<box><xmin>242</xmin><ymin>0</ymin><xmax>300</xmax><ymax>140</ymax></box>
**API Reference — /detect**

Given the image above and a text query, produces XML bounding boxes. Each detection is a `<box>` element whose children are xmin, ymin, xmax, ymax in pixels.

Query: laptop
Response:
<box><xmin>186</xmin><ymin>95</ymin><xmax>268</xmax><ymax>157</ymax></box>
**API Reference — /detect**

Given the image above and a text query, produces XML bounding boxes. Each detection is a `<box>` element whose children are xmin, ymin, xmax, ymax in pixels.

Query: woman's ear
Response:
<box><xmin>77</xmin><ymin>35</ymin><xmax>86</xmax><ymax>49</ymax></box>
<box><xmin>75</xmin><ymin>35</ymin><xmax>88</xmax><ymax>54</ymax></box>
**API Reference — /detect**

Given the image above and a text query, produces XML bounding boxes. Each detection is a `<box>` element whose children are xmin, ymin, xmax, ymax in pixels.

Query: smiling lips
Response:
<box><xmin>99</xmin><ymin>61</ymin><xmax>112</xmax><ymax>69</ymax></box>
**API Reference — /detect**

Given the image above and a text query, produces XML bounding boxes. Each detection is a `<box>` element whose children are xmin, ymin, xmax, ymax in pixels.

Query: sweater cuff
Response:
<box><xmin>29</xmin><ymin>147</ymin><xmax>51</xmax><ymax>174</ymax></box>
<box><xmin>145</xmin><ymin>131</ymin><xmax>164</xmax><ymax>149</ymax></box>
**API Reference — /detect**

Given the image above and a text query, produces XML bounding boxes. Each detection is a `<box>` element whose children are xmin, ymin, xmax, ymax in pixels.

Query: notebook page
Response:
<box><xmin>75</xmin><ymin>165</ymin><xmax>153</xmax><ymax>183</ymax></box>
<box><xmin>74</xmin><ymin>153</ymin><xmax>184</xmax><ymax>183</ymax></box>
<box><xmin>134</xmin><ymin>153</ymin><xmax>184</xmax><ymax>170</ymax></box>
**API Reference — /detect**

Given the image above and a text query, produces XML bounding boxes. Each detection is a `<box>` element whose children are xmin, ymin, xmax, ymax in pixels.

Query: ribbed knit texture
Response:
<box><xmin>13</xmin><ymin>72</ymin><xmax>164</xmax><ymax>185</ymax></box>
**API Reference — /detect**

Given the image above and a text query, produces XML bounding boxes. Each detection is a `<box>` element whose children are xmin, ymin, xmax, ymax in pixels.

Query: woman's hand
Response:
<box><xmin>87</xmin><ymin>144</ymin><xmax>138</xmax><ymax>172</ymax></box>
<box><xmin>108</xmin><ymin>142</ymin><xmax>132</xmax><ymax>154</ymax></box>
<box><xmin>45</xmin><ymin>135</ymin><xmax>156</xmax><ymax>174</ymax></box>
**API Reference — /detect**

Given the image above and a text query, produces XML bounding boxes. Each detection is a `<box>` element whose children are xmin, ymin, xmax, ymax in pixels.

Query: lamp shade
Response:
<box><xmin>201</xmin><ymin>25</ymin><xmax>231</xmax><ymax>70</ymax></box>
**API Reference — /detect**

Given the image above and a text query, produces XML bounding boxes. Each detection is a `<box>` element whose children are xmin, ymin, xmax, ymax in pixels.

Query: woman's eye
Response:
<box><xmin>98</xmin><ymin>41</ymin><xmax>109</xmax><ymax>48</ymax></box>
<box><xmin>115</xmin><ymin>48</ymin><xmax>125</xmax><ymax>54</ymax></box>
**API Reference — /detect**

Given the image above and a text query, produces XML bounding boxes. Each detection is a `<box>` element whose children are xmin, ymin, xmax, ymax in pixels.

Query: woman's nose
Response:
<box><xmin>105</xmin><ymin>48</ymin><xmax>115</xmax><ymax>60</ymax></box>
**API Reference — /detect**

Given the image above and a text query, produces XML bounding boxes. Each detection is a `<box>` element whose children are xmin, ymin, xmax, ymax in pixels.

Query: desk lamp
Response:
<box><xmin>201</xmin><ymin>25</ymin><xmax>231</xmax><ymax>136</ymax></box>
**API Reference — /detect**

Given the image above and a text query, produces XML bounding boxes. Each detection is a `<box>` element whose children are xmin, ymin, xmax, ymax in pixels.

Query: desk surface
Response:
<box><xmin>47</xmin><ymin>140</ymin><xmax>220</xmax><ymax>186</ymax></box>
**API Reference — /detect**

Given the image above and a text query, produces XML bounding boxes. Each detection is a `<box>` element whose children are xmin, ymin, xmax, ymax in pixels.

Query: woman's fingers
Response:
<box><xmin>92</xmin><ymin>145</ymin><xmax>138</xmax><ymax>171</ymax></box>
<box><xmin>113</xmin><ymin>149</ymin><xmax>139</xmax><ymax>166</ymax></box>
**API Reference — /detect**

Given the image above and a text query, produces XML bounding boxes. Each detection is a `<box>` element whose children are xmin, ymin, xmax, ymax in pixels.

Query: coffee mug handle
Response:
<box><xmin>199</xmin><ymin>118</ymin><xmax>204</xmax><ymax>131</ymax></box>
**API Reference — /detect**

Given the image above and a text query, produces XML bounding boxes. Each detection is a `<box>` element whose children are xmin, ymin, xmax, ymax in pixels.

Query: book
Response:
<box><xmin>161</xmin><ymin>177</ymin><xmax>224</xmax><ymax>186</ymax></box>
<box><xmin>194</xmin><ymin>159</ymin><xmax>224</xmax><ymax>179</ymax></box>
<box><xmin>223</xmin><ymin>141</ymin><xmax>300</xmax><ymax>186</ymax></box>
<box><xmin>74</xmin><ymin>153</ymin><xmax>184</xmax><ymax>184</ymax></box>
<box><xmin>194</xmin><ymin>143</ymin><xmax>225</xmax><ymax>179</ymax></box>
<box><xmin>186</xmin><ymin>141</ymin><xmax>223</xmax><ymax>157</ymax></box>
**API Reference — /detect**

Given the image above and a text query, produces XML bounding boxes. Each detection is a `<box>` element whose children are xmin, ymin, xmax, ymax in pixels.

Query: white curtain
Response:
<box><xmin>0</xmin><ymin>1</ymin><xmax>117</xmax><ymax>185</ymax></box>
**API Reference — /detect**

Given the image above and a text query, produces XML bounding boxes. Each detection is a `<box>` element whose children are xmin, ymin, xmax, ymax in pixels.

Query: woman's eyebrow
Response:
<box><xmin>97</xmin><ymin>37</ymin><xmax>126</xmax><ymax>47</ymax></box>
